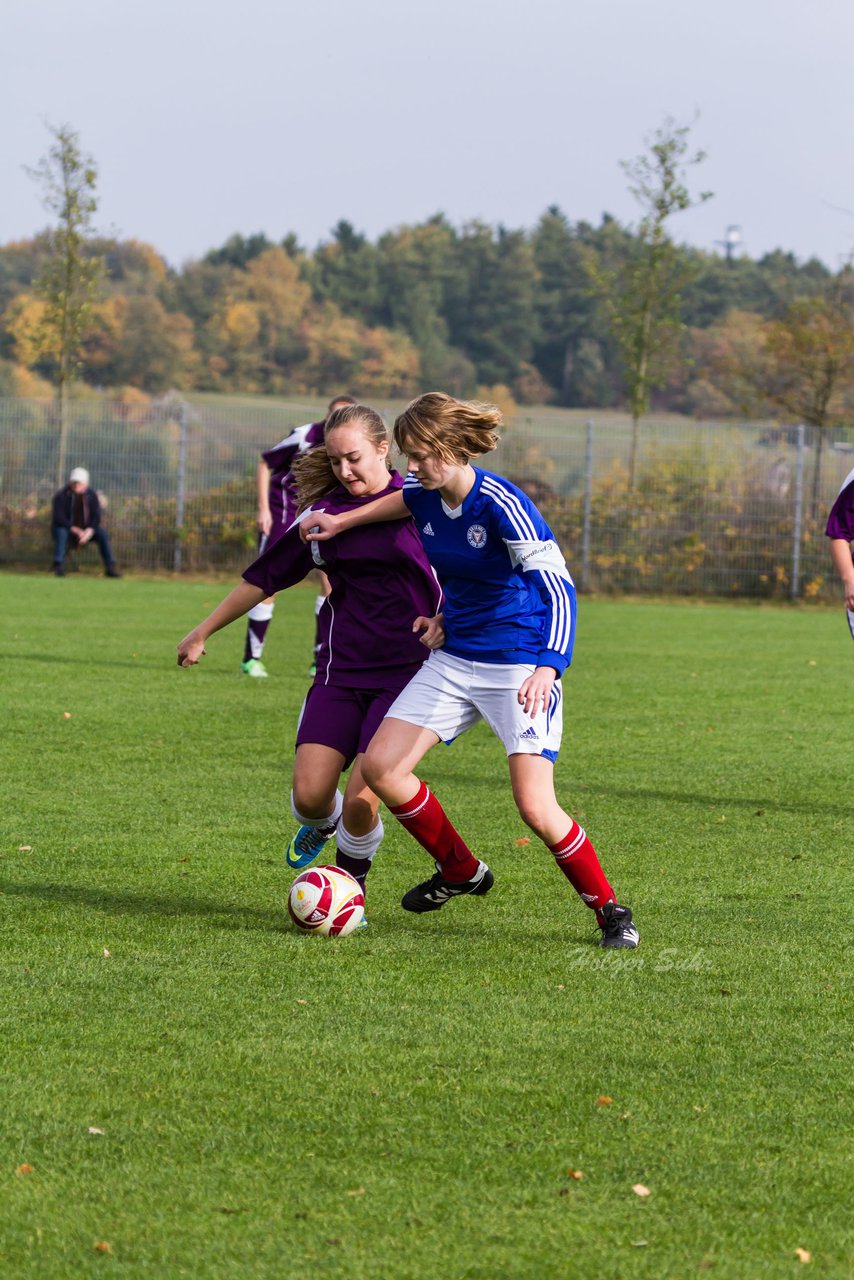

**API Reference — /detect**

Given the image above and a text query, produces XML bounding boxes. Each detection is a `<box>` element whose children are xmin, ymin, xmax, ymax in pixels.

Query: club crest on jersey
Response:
<box><xmin>466</xmin><ymin>523</ymin><xmax>487</xmax><ymax>549</ymax></box>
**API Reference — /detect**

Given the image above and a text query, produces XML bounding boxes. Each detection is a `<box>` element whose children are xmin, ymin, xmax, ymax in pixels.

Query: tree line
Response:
<box><xmin>0</xmin><ymin>123</ymin><xmax>851</xmax><ymax>457</ymax></box>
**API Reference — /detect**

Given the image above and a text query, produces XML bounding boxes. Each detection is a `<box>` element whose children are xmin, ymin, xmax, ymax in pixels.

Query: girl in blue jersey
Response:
<box><xmin>305</xmin><ymin>392</ymin><xmax>639</xmax><ymax>948</ymax></box>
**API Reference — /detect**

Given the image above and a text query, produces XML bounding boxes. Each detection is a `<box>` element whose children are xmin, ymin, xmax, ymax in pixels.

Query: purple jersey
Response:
<box><xmin>242</xmin><ymin>473</ymin><xmax>442</xmax><ymax>688</ymax></box>
<box><xmin>826</xmin><ymin>466</ymin><xmax>854</xmax><ymax>545</ymax></box>
<box><xmin>262</xmin><ymin>420</ymin><xmax>325</xmax><ymax>531</ymax></box>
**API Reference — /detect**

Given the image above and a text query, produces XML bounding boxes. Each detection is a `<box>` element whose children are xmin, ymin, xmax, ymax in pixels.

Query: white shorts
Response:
<box><xmin>386</xmin><ymin>650</ymin><xmax>563</xmax><ymax>761</ymax></box>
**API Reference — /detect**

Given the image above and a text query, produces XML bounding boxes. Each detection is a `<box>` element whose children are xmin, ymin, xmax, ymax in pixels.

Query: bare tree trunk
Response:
<box><xmin>56</xmin><ymin>382</ymin><xmax>69</xmax><ymax>490</ymax></box>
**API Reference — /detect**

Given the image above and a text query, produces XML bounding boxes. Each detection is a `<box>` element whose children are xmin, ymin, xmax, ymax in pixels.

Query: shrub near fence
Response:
<box><xmin>0</xmin><ymin>397</ymin><xmax>851</xmax><ymax>597</ymax></box>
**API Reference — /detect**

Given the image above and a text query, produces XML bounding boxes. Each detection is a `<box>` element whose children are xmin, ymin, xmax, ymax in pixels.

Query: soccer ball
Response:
<box><xmin>287</xmin><ymin>865</ymin><xmax>365</xmax><ymax>937</ymax></box>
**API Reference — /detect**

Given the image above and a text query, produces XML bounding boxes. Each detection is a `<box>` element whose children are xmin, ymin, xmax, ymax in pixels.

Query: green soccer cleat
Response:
<box><xmin>241</xmin><ymin>659</ymin><xmax>268</xmax><ymax>678</ymax></box>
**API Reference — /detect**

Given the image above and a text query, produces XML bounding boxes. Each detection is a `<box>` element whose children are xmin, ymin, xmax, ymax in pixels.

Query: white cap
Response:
<box><xmin>69</xmin><ymin>467</ymin><xmax>90</xmax><ymax>486</ymax></box>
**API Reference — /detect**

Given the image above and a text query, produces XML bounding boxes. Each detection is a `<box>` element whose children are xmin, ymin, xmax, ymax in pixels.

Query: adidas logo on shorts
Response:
<box><xmin>519</xmin><ymin>726</ymin><xmax>539</xmax><ymax>741</ymax></box>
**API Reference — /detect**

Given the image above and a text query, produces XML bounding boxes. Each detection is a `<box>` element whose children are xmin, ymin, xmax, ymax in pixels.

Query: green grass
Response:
<box><xmin>1</xmin><ymin>573</ymin><xmax>851</xmax><ymax>1278</ymax></box>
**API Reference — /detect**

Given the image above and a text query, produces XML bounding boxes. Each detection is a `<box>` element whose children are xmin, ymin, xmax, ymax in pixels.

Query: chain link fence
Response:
<box><xmin>1</xmin><ymin>395</ymin><xmax>851</xmax><ymax>599</ymax></box>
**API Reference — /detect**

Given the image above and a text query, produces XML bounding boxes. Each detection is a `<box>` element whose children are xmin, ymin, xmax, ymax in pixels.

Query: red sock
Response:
<box><xmin>549</xmin><ymin>822</ymin><xmax>615</xmax><ymax>922</ymax></box>
<box><xmin>389</xmin><ymin>782</ymin><xmax>480</xmax><ymax>882</ymax></box>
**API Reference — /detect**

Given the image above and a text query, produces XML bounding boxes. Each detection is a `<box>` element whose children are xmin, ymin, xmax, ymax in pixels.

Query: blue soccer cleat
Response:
<box><xmin>285</xmin><ymin>823</ymin><xmax>336</xmax><ymax>869</ymax></box>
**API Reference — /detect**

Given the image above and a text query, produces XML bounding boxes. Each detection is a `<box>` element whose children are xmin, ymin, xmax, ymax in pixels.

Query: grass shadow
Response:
<box><xmin>589</xmin><ymin>784</ymin><xmax>854</xmax><ymax>819</ymax></box>
<box><xmin>0</xmin><ymin>878</ymin><xmax>286</xmax><ymax>932</ymax></box>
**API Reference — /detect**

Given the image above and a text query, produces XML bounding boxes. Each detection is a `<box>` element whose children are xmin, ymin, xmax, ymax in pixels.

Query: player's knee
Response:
<box><xmin>514</xmin><ymin>794</ymin><xmax>552</xmax><ymax>839</ymax></box>
<box><xmin>361</xmin><ymin>747</ymin><xmax>395</xmax><ymax>798</ymax></box>
<box><xmin>292</xmin><ymin>780</ymin><xmax>335</xmax><ymax>817</ymax></box>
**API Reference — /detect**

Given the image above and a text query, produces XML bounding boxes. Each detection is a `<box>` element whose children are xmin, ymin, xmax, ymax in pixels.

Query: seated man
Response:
<box><xmin>51</xmin><ymin>467</ymin><xmax>121</xmax><ymax>578</ymax></box>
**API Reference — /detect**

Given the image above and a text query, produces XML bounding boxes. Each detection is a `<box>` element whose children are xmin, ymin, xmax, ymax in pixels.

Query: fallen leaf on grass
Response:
<box><xmin>18</xmin><ymin>845</ymin><xmax>32</xmax><ymax>852</ymax></box>
<box><xmin>632</xmin><ymin>1184</ymin><xmax>651</xmax><ymax>1197</ymax></box>
<box><xmin>93</xmin><ymin>1241</ymin><xmax>112</xmax><ymax>1254</ymax></box>
<box><xmin>632</xmin><ymin>1240</ymin><xmax>648</xmax><ymax>1247</ymax></box>
<box><xmin>794</xmin><ymin>1248</ymin><xmax>812</xmax><ymax>1263</ymax></box>
<box><xmin>595</xmin><ymin>1096</ymin><xmax>612</xmax><ymax>1107</ymax></box>
<box><xmin>346</xmin><ymin>1187</ymin><xmax>365</xmax><ymax>1197</ymax></box>
<box><xmin>566</xmin><ymin>1169</ymin><xmax>583</xmax><ymax>1180</ymax></box>
<box><xmin>102</xmin><ymin>949</ymin><xmax>111</xmax><ymax>958</ymax></box>
<box><xmin>15</xmin><ymin>1164</ymin><xmax>34</xmax><ymax>1176</ymax></box>
<box><xmin>296</xmin><ymin>999</ymin><xmax>309</xmax><ymax>1006</ymax></box>
<box><xmin>556</xmin><ymin>984</ymin><xmax>565</xmax><ymax>991</ymax></box>
<box><xmin>515</xmin><ymin>838</ymin><xmax>530</xmax><ymax>846</ymax></box>
<box><xmin>88</xmin><ymin>1127</ymin><xmax>105</xmax><ymax>1136</ymax></box>
<box><xmin>63</xmin><ymin>712</ymin><xmax>72</xmax><ymax>720</ymax></box>
<box><xmin>178</xmin><ymin>857</ymin><xmax>190</xmax><ymax>863</ymax></box>
<box><xmin>719</xmin><ymin>988</ymin><xmax>731</xmax><ymax>996</ymax></box>
<box><xmin>215</xmin><ymin>1206</ymin><xmax>247</xmax><ymax>1215</ymax></box>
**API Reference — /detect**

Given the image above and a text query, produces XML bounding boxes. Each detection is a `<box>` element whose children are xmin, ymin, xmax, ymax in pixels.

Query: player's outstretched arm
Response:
<box><xmin>830</xmin><ymin>538</ymin><xmax>854</xmax><ymax>611</ymax></box>
<box><xmin>301</xmin><ymin>489</ymin><xmax>407</xmax><ymax>542</ymax></box>
<box><xmin>257</xmin><ymin>460</ymin><xmax>272</xmax><ymax>535</ymax></box>
<box><xmin>177</xmin><ymin>581</ymin><xmax>266</xmax><ymax>667</ymax></box>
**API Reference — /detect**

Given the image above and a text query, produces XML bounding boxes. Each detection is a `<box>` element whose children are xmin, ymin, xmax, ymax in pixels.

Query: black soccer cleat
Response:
<box><xmin>401</xmin><ymin>860</ymin><xmax>494</xmax><ymax>913</ymax></box>
<box><xmin>599</xmin><ymin>902</ymin><xmax>639</xmax><ymax>949</ymax></box>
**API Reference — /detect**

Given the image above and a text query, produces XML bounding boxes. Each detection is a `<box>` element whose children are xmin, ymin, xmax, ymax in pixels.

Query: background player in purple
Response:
<box><xmin>306</xmin><ymin>391</ymin><xmax>638</xmax><ymax>948</ymax></box>
<box><xmin>177</xmin><ymin>403</ymin><xmax>443</xmax><ymax>898</ymax></box>
<box><xmin>241</xmin><ymin>393</ymin><xmax>355</xmax><ymax>678</ymax></box>
<box><xmin>825</xmin><ymin>463</ymin><xmax>854</xmax><ymax>642</ymax></box>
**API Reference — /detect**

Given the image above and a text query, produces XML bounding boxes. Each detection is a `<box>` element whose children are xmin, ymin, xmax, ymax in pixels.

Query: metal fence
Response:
<box><xmin>1</xmin><ymin>395</ymin><xmax>851</xmax><ymax>600</ymax></box>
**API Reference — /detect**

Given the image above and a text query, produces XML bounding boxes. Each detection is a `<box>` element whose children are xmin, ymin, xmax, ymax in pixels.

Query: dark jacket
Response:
<box><xmin>51</xmin><ymin>486</ymin><xmax>102</xmax><ymax>531</ymax></box>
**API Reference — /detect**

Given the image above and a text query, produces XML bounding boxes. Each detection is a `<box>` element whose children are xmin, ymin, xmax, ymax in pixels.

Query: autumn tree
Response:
<box><xmin>589</xmin><ymin>119</ymin><xmax>712</xmax><ymax>486</ymax></box>
<box><xmin>736</xmin><ymin>281</ymin><xmax>854</xmax><ymax>517</ymax></box>
<box><xmin>27</xmin><ymin>123</ymin><xmax>102</xmax><ymax>484</ymax></box>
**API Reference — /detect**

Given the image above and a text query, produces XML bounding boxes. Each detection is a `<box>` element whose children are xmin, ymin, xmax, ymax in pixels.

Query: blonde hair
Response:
<box><xmin>293</xmin><ymin>403</ymin><xmax>390</xmax><ymax>511</ymax></box>
<box><xmin>393</xmin><ymin>392</ymin><xmax>502</xmax><ymax>465</ymax></box>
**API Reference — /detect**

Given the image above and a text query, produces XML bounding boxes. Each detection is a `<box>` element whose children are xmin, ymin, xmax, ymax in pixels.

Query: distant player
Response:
<box><xmin>177</xmin><ymin>404</ymin><xmax>442</xmax><ymax>898</ymax></box>
<box><xmin>241</xmin><ymin>394</ymin><xmax>356</xmax><ymax>677</ymax></box>
<box><xmin>305</xmin><ymin>392</ymin><xmax>639</xmax><ymax>948</ymax></box>
<box><xmin>826</xmin><ymin>463</ymin><xmax>854</xmax><ymax>642</ymax></box>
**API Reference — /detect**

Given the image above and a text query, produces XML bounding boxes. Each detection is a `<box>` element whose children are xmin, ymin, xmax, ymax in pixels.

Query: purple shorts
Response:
<box><xmin>295</xmin><ymin>676</ymin><xmax>416</xmax><ymax>766</ymax></box>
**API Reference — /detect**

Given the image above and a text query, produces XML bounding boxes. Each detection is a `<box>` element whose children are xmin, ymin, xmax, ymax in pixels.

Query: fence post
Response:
<box><xmin>174</xmin><ymin>400</ymin><xmax>188</xmax><ymax>573</ymax></box>
<box><xmin>581</xmin><ymin>419</ymin><xmax>593</xmax><ymax>590</ymax></box>
<box><xmin>790</xmin><ymin>423</ymin><xmax>805</xmax><ymax>601</ymax></box>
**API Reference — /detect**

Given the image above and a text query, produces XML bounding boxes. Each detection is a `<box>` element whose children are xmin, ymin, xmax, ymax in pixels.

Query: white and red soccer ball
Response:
<box><xmin>287</xmin><ymin>865</ymin><xmax>365</xmax><ymax>937</ymax></box>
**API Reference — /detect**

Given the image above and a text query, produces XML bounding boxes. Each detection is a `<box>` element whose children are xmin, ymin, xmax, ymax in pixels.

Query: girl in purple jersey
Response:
<box><xmin>177</xmin><ymin>404</ymin><xmax>443</xmax><ymax>897</ymax></box>
<box><xmin>305</xmin><ymin>392</ymin><xmax>638</xmax><ymax>948</ymax></box>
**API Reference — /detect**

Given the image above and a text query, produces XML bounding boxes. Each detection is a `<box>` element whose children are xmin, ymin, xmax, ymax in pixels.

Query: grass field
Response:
<box><xmin>1</xmin><ymin>573</ymin><xmax>851</xmax><ymax>1278</ymax></box>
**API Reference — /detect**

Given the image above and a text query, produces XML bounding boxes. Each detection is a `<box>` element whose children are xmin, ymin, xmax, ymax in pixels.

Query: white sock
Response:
<box><xmin>336</xmin><ymin>816</ymin><xmax>384</xmax><ymax>865</ymax></box>
<box><xmin>290</xmin><ymin>788</ymin><xmax>343</xmax><ymax>831</ymax></box>
<box><xmin>247</xmin><ymin>601</ymin><xmax>275</xmax><ymax>623</ymax></box>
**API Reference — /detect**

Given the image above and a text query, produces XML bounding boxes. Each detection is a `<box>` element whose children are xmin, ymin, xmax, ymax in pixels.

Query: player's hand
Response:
<box><xmin>78</xmin><ymin>529</ymin><xmax>93</xmax><ymax>546</ymax></box>
<box><xmin>258</xmin><ymin>510</ymin><xmax>272</xmax><ymax>536</ymax></box>
<box><xmin>300</xmin><ymin>510</ymin><xmax>341</xmax><ymax>542</ymax></box>
<box><xmin>517</xmin><ymin>666</ymin><xmax>556</xmax><ymax>719</ymax></box>
<box><xmin>843</xmin><ymin>576</ymin><xmax>854</xmax><ymax>611</ymax></box>
<box><xmin>177</xmin><ymin>629</ymin><xmax>207</xmax><ymax>667</ymax></box>
<box><xmin>413</xmin><ymin>614</ymin><xmax>445</xmax><ymax>650</ymax></box>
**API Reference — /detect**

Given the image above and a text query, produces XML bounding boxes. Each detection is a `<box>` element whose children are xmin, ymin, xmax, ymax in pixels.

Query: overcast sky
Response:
<box><xmin>4</xmin><ymin>0</ymin><xmax>853</xmax><ymax>270</ymax></box>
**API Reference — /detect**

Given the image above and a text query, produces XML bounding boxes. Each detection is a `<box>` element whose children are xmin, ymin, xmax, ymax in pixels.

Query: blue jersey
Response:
<box><xmin>402</xmin><ymin>467</ymin><xmax>577</xmax><ymax>674</ymax></box>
